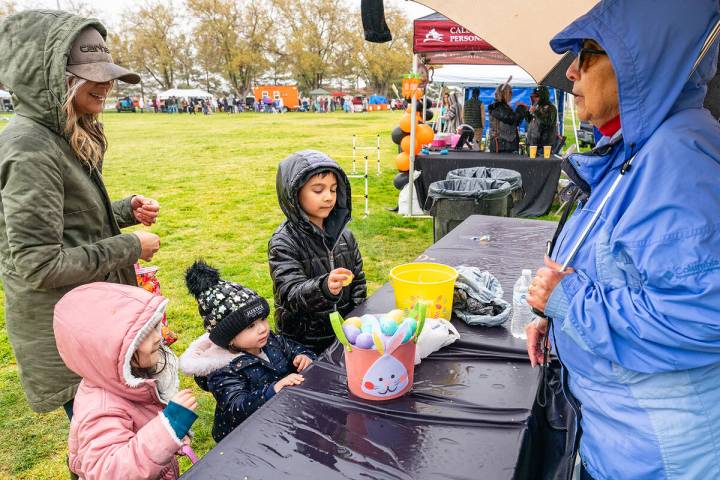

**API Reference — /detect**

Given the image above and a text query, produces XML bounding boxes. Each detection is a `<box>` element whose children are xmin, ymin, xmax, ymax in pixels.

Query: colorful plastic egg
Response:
<box><xmin>380</xmin><ymin>317</ymin><xmax>399</xmax><ymax>336</ymax></box>
<box><xmin>361</xmin><ymin>314</ymin><xmax>377</xmax><ymax>324</ymax></box>
<box><xmin>342</xmin><ymin>324</ymin><xmax>361</xmax><ymax>345</ymax></box>
<box><xmin>344</xmin><ymin>316</ymin><xmax>363</xmax><ymax>329</ymax></box>
<box><xmin>387</xmin><ymin>309</ymin><xmax>404</xmax><ymax>323</ymax></box>
<box><xmin>361</xmin><ymin>322</ymin><xmax>374</xmax><ymax>334</ymax></box>
<box><xmin>355</xmin><ymin>332</ymin><xmax>374</xmax><ymax>349</ymax></box>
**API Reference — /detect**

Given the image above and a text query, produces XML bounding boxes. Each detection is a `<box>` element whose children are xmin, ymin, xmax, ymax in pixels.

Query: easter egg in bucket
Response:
<box><xmin>330</xmin><ymin>303</ymin><xmax>427</xmax><ymax>401</ymax></box>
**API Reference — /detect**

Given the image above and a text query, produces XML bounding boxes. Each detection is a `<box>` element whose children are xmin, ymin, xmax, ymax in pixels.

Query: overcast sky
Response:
<box><xmin>20</xmin><ymin>0</ymin><xmax>434</xmax><ymax>26</ymax></box>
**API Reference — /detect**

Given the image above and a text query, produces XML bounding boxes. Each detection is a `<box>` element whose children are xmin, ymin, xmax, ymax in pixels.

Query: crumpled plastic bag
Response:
<box><xmin>415</xmin><ymin>317</ymin><xmax>460</xmax><ymax>365</ymax></box>
<box><xmin>453</xmin><ymin>266</ymin><xmax>511</xmax><ymax>327</ymax></box>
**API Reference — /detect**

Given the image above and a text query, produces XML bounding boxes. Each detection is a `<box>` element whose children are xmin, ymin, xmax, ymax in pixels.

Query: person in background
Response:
<box><xmin>525</xmin><ymin>86</ymin><xmax>558</xmax><ymax>150</ymax></box>
<box><xmin>443</xmin><ymin>91</ymin><xmax>463</xmax><ymax>133</ymax></box>
<box><xmin>463</xmin><ymin>88</ymin><xmax>485</xmax><ymax>148</ymax></box>
<box><xmin>487</xmin><ymin>83</ymin><xmax>527</xmax><ymax>153</ymax></box>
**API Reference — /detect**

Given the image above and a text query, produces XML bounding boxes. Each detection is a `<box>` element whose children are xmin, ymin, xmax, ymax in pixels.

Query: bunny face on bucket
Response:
<box><xmin>361</xmin><ymin>322</ymin><xmax>410</xmax><ymax>398</ymax></box>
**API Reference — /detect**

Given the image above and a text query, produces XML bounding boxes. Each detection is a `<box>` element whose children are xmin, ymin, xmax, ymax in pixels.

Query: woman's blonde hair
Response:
<box><xmin>62</xmin><ymin>74</ymin><xmax>110</xmax><ymax>168</ymax></box>
<box><xmin>494</xmin><ymin>84</ymin><xmax>512</xmax><ymax>104</ymax></box>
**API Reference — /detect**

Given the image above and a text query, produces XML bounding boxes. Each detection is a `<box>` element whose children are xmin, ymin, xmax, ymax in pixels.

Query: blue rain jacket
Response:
<box><xmin>544</xmin><ymin>1</ymin><xmax>720</xmax><ymax>479</ymax></box>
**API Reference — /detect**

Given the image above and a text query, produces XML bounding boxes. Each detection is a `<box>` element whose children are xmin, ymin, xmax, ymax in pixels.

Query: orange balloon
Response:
<box><xmin>416</xmin><ymin>123</ymin><xmax>435</xmax><ymax>144</ymax></box>
<box><xmin>401</xmin><ymin>135</ymin><xmax>422</xmax><ymax>155</ymax></box>
<box><xmin>399</xmin><ymin>113</ymin><xmax>415</xmax><ymax>133</ymax></box>
<box><xmin>396</xmin><ymin>151</ymin><xmax>410</xmax><ymax>171</ymax></box>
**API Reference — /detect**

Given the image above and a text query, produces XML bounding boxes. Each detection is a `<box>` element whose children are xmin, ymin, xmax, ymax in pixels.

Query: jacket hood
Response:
<box><xmin>54</xmin><ymin>282</ymin><xmax>178</xmax><ymax>405</ymax></box>
<box><xmin>276</xmin><ymin>150</ymin><xmax>352</xmax><ymax>245</ymax></box>
<box><xmin>550</xmin><ymin>0</ymin><xmax>720</xmax><ymax>160</ymax></box>
<box><xmin>0</xmin><ymin>10</ymin><xmax>107</xmax><ymax>135</ymax></box>
<box><xmin>179</xmin><ymin>333</ymin><xmax>240</xmax><ymax>377</ymax></box>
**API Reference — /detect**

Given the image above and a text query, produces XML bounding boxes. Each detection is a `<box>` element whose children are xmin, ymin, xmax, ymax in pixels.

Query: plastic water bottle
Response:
<box><xmin>510</xmin><ymin>269</ymin><xmax>534</xmax><ymax>339</ymax></box>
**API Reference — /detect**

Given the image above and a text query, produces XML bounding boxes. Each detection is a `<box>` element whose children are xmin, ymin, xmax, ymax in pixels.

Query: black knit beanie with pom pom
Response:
<box><xmin>185</xmin><ymin>260</ymin><xmax>270</xmax><ymax>348</ymax></box>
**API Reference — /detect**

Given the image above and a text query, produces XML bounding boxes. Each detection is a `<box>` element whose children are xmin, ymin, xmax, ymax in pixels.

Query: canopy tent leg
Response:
<box><xmin>408</xmin><ymin>54</ymin><xmax>418</xmax><ymax>217</ymax></box>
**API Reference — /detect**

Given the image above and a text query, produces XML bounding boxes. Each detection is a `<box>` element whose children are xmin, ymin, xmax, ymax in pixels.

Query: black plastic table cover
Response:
<box><xmin>414</xmin><ymin>152</ymin><xmax>562</xmax><ymax>217</ymax></box>
<box><xmin>181</xmin><ymin>216</ymin><xmax>574</xmax><ymax>480</ymax></box>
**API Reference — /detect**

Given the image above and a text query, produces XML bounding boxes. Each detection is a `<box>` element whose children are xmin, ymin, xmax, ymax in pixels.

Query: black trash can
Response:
<box><xmin>446</xmin><ymin>167</ymin><xmax>523</xmax><ymax>215</ymax></box>
<box><xmin>426</xmin><ymin>178</ymin><xmax>513</xmax><ymax>242</ymax></box>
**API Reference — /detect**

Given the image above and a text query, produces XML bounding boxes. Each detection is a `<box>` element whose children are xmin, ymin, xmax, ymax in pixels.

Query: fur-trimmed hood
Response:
<box><xmin>179</xmin><ymin>333</ymin><xmax>241</xmax><ymax>378</ymax></box>
<box><xmin>54</xmin><ymin>282</ymin><xmax>179</xmax><ymax>405</ymax></box>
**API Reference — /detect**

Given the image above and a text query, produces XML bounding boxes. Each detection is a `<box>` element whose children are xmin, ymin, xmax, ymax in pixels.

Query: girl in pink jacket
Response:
<box><xmin>54</xmin><ymin>282</ymin><xmax>198</xmax><ymax>480</ymax></box>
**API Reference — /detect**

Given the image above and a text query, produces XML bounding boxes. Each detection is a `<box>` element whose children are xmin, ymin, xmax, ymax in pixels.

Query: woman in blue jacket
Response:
<box><xmin>526</xmin><ymin>1</ymin><xmax>720</xmax><ymax>479</ymax></box>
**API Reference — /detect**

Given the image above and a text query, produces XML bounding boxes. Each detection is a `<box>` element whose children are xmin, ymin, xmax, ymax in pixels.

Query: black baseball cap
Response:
<box><xmin>66</xmin><ymin>27</ymin><xmax>140</xmax><ymax>84</ymax></box>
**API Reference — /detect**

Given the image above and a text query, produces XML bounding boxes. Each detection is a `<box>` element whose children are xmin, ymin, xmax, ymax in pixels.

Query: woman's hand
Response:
<box><xmin>273</xmin><ymin>373</ymin><xmax>304</xmax><ymax>393</ymax></box>
<box><xmin>527</xmin><ymin>256</ymin><xmax>573</xmax><ymax>313</ymax></box>
<box><xmin>170</xmin><ymin>389</ymin><xmax>198</xmax><ymax>411</ymax></box>
<box><xmin>526</xmin><ymin>318</ymin><xmax>549</xmax><ymax>368</ymax></box>
<box><xmin>327</xmin><ymin>268</ymin><xmax>353</xmax><ymax>296</ymax></box>
<box><xmin>131</xmin><ymin>195</ymin><xmax>160</xmax><ymax>226</ymax></box>
<box><xmin>133</xmin><ymin>231</ymin><xmax>160</xmax><ymax>261</ymax></box>
<box><xmin>293</xmin><ymin>354</ymin><xmax>313</xmax><ymax>372</ymax></box>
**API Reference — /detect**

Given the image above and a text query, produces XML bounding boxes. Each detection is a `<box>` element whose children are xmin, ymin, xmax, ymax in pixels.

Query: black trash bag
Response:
<box><xmin>426</xmin><ymin>178</ymin><xmax>513</xmax><ymax>210</ymax></box>
<box><xmin>447</xmin><ymin>167</ymin><xmax>522</xmax><ymax>191</ymax></box>
<box><xmin>361</xmin><ymin>0</ymin><xmax>392</xmax><ymax>43</ymax></box>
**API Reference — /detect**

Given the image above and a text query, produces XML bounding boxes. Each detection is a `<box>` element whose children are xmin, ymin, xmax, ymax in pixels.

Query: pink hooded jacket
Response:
<box><xmin>54</xmin><ymin>282</ymin><xmax>183</xmax><ymax>480</ymax></box>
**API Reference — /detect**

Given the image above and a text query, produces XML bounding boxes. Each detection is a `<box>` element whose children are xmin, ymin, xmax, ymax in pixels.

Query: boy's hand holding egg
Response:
<box><xmin>327</xmin><ymin>268</ymin><xmax>354</xmax><ymax>295</ymax></box>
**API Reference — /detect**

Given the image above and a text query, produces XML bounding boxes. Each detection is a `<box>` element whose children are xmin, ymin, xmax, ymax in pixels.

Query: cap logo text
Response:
<box><xmin>80</xmin><ymin>44</ymin><xmax>109</xmax><ymax>54</ymax></box>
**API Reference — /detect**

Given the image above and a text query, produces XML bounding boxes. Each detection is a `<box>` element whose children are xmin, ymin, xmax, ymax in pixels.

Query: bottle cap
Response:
<box><xmin>522</xmin><ymin>269</ymin><xmax>532</xmax><ymax>276</ymax></box>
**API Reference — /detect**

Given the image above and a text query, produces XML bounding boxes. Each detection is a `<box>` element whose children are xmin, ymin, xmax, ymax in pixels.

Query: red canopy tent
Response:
<box><xmin>413</xmin><ymin>13</ymin><xmax>514</xmax><ymax>65</ymax></box>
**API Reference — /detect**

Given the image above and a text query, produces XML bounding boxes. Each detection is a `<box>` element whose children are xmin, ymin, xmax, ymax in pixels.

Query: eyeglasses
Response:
<box><xmin>578</xmin><ymin>47</ymin><xmax>608</xmax><ymax>70</ymax></box>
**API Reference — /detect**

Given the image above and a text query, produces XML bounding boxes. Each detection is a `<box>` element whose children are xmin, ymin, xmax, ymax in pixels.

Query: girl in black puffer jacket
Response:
<box><xmin>268</xmin><ymin>150</ymin><xmax>367</xmax><ymax>354</ymax></box>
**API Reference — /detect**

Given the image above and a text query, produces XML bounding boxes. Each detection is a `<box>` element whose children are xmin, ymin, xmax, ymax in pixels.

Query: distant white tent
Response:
<box><xmin>431</xmin><ymin>64</ymin><xmax>536</xmax><ymax>87</ymax></box>
<box><xmin>0</xmin><ymin>89</ymin><xmax>11</xmax><ymax>98</ymax></box>
<box><xmin>157</xmin><ymin>88</ymin><xmax>213</xmax><ymax>100</ymax></box>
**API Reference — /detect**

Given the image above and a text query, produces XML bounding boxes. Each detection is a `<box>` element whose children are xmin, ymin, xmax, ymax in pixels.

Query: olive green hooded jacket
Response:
<box><xmin>0</xmin><ymin>11</ymin><xmax>142</xmax><ymax>412</ymax></box>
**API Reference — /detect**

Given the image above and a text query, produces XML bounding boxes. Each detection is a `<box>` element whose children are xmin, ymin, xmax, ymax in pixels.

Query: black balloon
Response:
<box><xmin>424</xmin><ymin>109</ymin><xmax>434</xmax><ymax>121</ymax></box>
<box><xmin>391</xmin><ymin>126</ymin><xmax>407</xmax><ymax>145</ymax></box>
<box><xmin>393</xmin><ymin>172</ymin><xmax>409</xmax><ymax>190</ymax></box>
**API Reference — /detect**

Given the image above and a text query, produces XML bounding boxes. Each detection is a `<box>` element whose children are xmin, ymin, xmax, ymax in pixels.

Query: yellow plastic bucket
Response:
<box><xmin>389</xmin><ymin>263</ymin><xmax>458</xmax><ymax>319</ymax></box>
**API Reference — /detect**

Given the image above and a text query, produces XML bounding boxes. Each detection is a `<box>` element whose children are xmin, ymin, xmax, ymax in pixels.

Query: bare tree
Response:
<box><xmin>186</xmin><ymin>0</ymin><xmax>273</xmax><ymax>96</ymax></box>
<box><xmin>271</xmin><ymin>0</ymin><xmax>351</xmax><ymax>92</ymax></box>
<box><xmin>118</xmin><ymin>1</ymin><xmax>184</xmax><ymax>89</ymax></box>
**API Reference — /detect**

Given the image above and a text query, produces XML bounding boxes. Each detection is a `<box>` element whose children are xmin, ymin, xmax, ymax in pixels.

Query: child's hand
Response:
<box><xmin>171</xmin><ymin>389</ymin><xmax>198</xmax><ymax>411</ymax></box>
<box><xmin>273</xmin><ymin>373</ymin><xmax>304</xmax><ymax>393</ymax></box>
<box><xmin>293</xmin><ymin>354</ymin><xmax>313</xmax><ymax>372</ymax></box>
<box><xmin>327</xmin><ymin>268</ymin><xmax>354</xmax><ymax>295</ymax></box>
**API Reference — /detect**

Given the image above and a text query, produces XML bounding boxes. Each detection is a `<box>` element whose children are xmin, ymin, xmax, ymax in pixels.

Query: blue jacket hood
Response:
<box><xmin>551</xmin><ymin>0</ymin><xmax>720</xmax><ymax>160</ymax></box>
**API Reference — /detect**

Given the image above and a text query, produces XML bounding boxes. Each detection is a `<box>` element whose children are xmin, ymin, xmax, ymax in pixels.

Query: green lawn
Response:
<box><xmin>0</xmin><ymin>110</ymin><xmax>563</xmax><ymax>478</ymax></box>
<box><xmin>0</xmin><ymin>110</ymin><xmax>438</xmax><ymax>479</ymax></box>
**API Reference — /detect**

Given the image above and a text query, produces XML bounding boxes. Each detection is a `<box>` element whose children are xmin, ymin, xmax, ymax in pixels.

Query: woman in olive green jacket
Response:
<box><xmin>0</xmin><ymin>11</ymin><xmax>161</xmax><ymax>415</ymax></box>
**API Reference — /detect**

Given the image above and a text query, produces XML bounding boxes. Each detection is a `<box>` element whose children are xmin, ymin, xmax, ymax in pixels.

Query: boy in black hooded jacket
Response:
<box><xmin>268</xmin><ymin>150</ymin><xmax>367</xmax><ymax>354</ymax></box>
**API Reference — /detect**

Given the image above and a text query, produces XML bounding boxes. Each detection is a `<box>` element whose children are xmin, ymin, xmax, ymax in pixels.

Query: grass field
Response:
<box><xmin>0</xmin><ymin>109</ymin><xmax>565</xmax><ymax>478</ymax></box>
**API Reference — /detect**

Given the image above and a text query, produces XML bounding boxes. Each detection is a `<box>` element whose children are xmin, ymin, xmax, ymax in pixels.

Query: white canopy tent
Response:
<box><xmin>0</xmin><ymin>89</ymin><xmax>10</xmax><ymax>98</ymax></box>
<box><xmin>431</xmin><ymin>65</ymin><xmax>536</xmax><ymax>87</ymax></box>
<box><xmin>157</xmin><ymin>88</ymin><xmax>212</xmax><ymax>100</ymax></box>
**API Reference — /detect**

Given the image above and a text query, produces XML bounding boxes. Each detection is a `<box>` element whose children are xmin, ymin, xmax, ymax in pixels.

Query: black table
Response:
<box><xmin>414</xmin><ymin>152</ymin><xmax>562</xmax><ymax>217</ymax></box>
<box><xmin>181</xmin><ymin>216</ymin><xmax>573</xmax><ymax>480</ymax></box>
